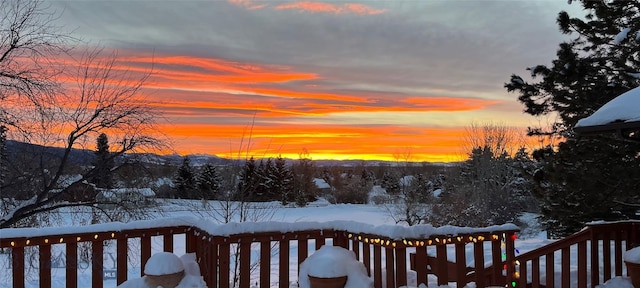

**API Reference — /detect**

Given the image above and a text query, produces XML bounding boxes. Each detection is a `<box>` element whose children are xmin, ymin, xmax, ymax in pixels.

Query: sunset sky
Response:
<box><xmin>51</xmin><ymin>0</ymin><xmax>581</xmax><ymax>162</ymax></box>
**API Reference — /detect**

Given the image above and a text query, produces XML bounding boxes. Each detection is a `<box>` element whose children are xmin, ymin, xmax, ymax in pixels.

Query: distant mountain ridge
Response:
<box><xmin>5</xmin><ymin>140</ymin><xmax>456</xmax><ymax>167</ymax></box>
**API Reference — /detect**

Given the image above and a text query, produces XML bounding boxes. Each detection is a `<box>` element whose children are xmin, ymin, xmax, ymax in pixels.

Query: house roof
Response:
<box><xmin>98</xmin><ymin>188</ymin><xmax>156</xmax><ymax>197</ymax></box>
<box><xmin>574</xmin><ymin>86</ymin><xmax>640</xmax><ymax>140</ymax></box>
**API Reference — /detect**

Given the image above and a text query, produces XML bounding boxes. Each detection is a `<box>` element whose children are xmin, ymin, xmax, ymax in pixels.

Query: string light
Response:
<box><xmin>500</xmin><ymin>233</ymin><xmax>521</xmax><ymax>287</ymax></box>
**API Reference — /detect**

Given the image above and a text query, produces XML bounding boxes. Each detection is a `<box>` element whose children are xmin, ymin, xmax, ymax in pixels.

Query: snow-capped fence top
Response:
<box><xmin>1</xmin><ymin>217</ymin><xmax>638</xmax><ymax>288</ymax></box>
<box><xmin>0</xmin><ymin>215</ymin><xmax>518</xmax><ymax>240</ymax></box>
<box><xmin>1</xmin><ymin>216</ymin><xmax>522</xmax><ymax>288</ymax></box>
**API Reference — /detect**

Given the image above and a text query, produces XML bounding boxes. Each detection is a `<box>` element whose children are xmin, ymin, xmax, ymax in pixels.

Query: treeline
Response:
<box><xmin>169</xmin><ymin>155</ymin><xmax>317</xmax><ymax>206</ymax></box>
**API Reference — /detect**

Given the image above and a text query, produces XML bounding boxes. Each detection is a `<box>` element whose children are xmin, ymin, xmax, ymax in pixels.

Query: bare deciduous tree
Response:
<box><xmin>0</xmin><ymin>0</ymin><xmax>72</xmax><ymax>117</ymax></box>
<box><xmin>0</xmin><ymin>48</ymin><xmax>161</xmax><ymax>228</ymax></box>
<box><xmin>463</xmin><ymin>121</ymin><xmax>523</xmax><ymax>157</ymax></box>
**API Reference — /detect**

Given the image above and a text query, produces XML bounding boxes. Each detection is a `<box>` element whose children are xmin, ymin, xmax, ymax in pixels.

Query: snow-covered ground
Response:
<box><xmin>0</xmin><ymin>199</ymin><xmax>633</xmax><ymax>287</ymax></box>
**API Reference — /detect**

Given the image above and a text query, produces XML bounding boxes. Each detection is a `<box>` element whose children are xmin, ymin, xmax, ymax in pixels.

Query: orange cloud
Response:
<box><xmin>402</xmin><ymin>97</ymin><xmax>500</xmax><ymax>111</ymax></box>
<box><xmin>275</xmin><ymin>2</ymin><xmax>386</xmax><ymax>15</ymax></box>
<box><xmin>37</xmin><ymin>48</ymin><xmax>524</xmax><ymax>162</ymax></box>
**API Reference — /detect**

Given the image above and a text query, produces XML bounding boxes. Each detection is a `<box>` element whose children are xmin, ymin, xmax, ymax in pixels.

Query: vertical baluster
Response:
<box><xmin>352</xmin><ymin>238</ymin><xmax>360</xmax><ymax>260</ymax></box>
<box><xmin>39</xmin><ymin>243</ymin><xmax>51</xmax><ymax>288</ymax></box>
<box><xmin>414</xmin><ymin>245</ymin><xmax>427</xmax><ymax>286</ymax></box>
<box><xmin>603</xmin><ymin>232</ymin><xmax>611</xmax><ymax>281</ymax></box>
<box><xmin>373</xmin><ymin>244</ymin><xmax>382</xmax><ymax>288</ymax></box>
<box><xmin>591</xmin><ymin>236</ymin><xmax>600</xmax><ymax>286</ymax></box>
<box><xmin>239</xmin><ymin>238</ymin><xmax>250</xmax><ymax>288</ymax></box>
<box><xmin>435</xmin><ymin>243</ymin><xmax>448</xmax><ymax>286</ymax></box>
<box><xmin>186</xmin><ymin>229</ymin><xmax>197</xmax><ymax>254</ymax></box>
<box><xmin>385</xmin><ymin>246</ymin><xmax>395</xmax><ymax>288</ymax></box>
<box><xmin>532</xmin><ymin>258</ymin><xmax>540</xmax><ymax>288</ymax></box>
<box><xmin>334</xmin><ymin>231</ymin><xmax>348</xmax><ymax>249</ymax></box>
<box><xmin>518</xmin><ymin>260</ymin><xmax>527</xmax><ymax>288</ymax></box>
<box><xmin>141</xmin><ymin>235</ymin><xmax>151</xmax><ymax>276</ymax></box>
<box><xmin>208</xmin><ymin>237</ymin><xmax>221</xmax><ymax>288</ymax></box>
<box><xmin>315</xmin><ymin>237</ymin><xmax>325</xmax><ymax>250</ymax></box>
<box><xmin>12</xmin><ymin>245</ymin><xmax>25</xmax><ymax>288</ymax></box>
<box><xmin>561</xmin><ymin>247</ymin><xmax>570</xmax><ymax>288</ymax></box>
<box><xmin>395</xmin><ymin>246</ymin><xmax>407</xmax><ymax>287</ymax></box>
<box><xmin>279</xmin><ymin>237</ymin><xmax>290</xmax><ymax>288</ymax></box>
<box><xmin>66</xmin><ymin>241</ymin><xmax>78</xmax><ymax>288</ymax></box>
<box><xmin>116</xmin><ymin>234</ymin><xmax>127</xmax><ymax>285</ymax></box>
<box><xmin>92</xmin><ymin>239</ymin><xmax>104</xmax><ymax>288</ymax></box>
<box><xmin>615</xmin><ymin>230</ymin><xmax>623</xmax><ymax>276</ymax></box>
<box><xmin>363</xmin><ymin>241</ymin><xmax>371</xmax><ymax>276</ymax></box>
<box><xmin>473</xmin><ymin>240</ymin><xmax>485</xmax><ymax>287</ymax></box>
<box><xmin>163</xmin><ymin>233</ymin><xmax>173</xmax><ymax>252</ymax></box>
<box><xmin>260</xmin><ymin>239</ymin><xmax>271</xmax><ymax>288</ymax></box>
<box><xmin>219</xmin><ymin>239</ymin><xmax>230</xmax><ymax>288</ymax></box>
<box><xmin>578</xmin><ymin>240</ymin><xmax>587</xmax><ymax>288</ymax></box>
<box><xmin>298</xmin><ymin>237</ymin><xmax>308</xmax><ymax>272</ymax></box>
<box><xmin>455</xmin><ymin>242</ymin><xmax>466</xmax><ymax>287</ymax></box>
<box><xmin>545</xmin><ymin>252</ymin><xmax>554</xmax><ymax>287</ymax></box>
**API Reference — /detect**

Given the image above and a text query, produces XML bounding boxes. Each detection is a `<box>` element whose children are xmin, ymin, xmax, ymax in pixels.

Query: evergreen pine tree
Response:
<box><xmin>505</xmin><ymin>0</ymin><xmax>640</xmax><ymax>237</ymax></box>
<box><xmin>253</xmin><ymin>159</ymin><xmax>271</xmax><ymax>201</ymax></box>
<box><xmin>174</xmin><ymin>156</ymin><xmax>196</xmax><ymax>199</ymax></box>
<box><xmin>273</xmin><ymin>156</ymin><xmax>294</xmax><ymax>205</ymax></box>
<box><xmin>381</xmin><ymin>171</ymin><xmax>400</xmax><ymax>194</ymax></box>
<box><xmin>197</xmin><ymin>163</ymin><xmax>221</xmax><ymax>200</ymax></box>
<box><xmin>92</xmin><ymin>133</ymin><xmax>114</xmax><ymax>188</ymax></box>
<box><xmin>293</xmin><ymin>155</ymin><xmax>316</xmax><ymax>206</ymax></box>
<box><xmin>238</xmin><ymin>157</ymin><xmax>257</xmax><ymax>201</ymax></box>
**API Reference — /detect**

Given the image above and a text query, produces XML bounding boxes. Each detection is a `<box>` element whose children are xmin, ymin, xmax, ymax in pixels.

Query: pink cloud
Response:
<box><xmin>228</xmin><ymin>0</ymin><xmax>268</xmax><ymax>10</ymax></box>
<box><xmin>228</xmin><ymin>0</ymin><xmax>386</xmax><ymax>15</ymax></box>
<box><xmin>275</xmin><ymin>1</ymin><xmax>386</xmax><ymax>15</ymax></box>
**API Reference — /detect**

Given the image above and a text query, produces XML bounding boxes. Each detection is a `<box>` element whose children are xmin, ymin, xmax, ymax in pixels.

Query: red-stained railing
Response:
<box><xmin>0</xmin><ymin>219</ymin><xmax>568</xmax><ymax>288</ymax></box>
<box><xmin>514</xmin><ymin>221</ymin><xmax>640</xmax><ymax>288</ymax></box>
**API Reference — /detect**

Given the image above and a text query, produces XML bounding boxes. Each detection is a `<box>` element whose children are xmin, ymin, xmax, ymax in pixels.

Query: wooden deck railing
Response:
<box><xmin>514</xmin><ymin>221</ymin><xmax>640</xmax><ymax>288</ymax></box>
<box><xmin>0</xmin><ymin>217</ymin><xmax>521</xmax><ymax>288</ymax></box>
<box><xmin>6</xmin><ymin>218</ymin><xmax>637</xmax><ymax>288</ymax></box>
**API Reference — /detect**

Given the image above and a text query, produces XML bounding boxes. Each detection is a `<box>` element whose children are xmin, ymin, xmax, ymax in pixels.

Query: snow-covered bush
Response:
<box><xmin>298</xmin><ymin>245</ymin><xmax>373</xmax><ymax>288</ymax></box>
<box><xmin>118</xmin><ymin>252</ymin><xmax>207</xmax><ymax>288</ymax></box>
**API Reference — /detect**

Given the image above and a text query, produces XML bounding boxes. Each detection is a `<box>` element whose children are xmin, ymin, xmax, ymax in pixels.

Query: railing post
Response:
<box><xmin>491</xmin><ymin>235</ymin><xmax>503</xmax><ymax>284</ymax></box>
<box><xmin>506</xmin><ymin>231</ymin><xmax>516</xmax><ymax>287</ymax></box>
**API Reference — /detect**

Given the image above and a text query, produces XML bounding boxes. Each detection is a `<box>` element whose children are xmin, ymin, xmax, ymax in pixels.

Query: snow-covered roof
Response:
<box><xmin>57</xmin><ymin>174</ymin><xmax>83</xmax><ymax>187</ymax></box>
<box><xmin>576</xmin><ymin>86</ymin><xmax>640</xmax><ymax>128</ymax></box>
<box><xmin>98</xmin><ymin>188</ymin><xmax>156</xmax><ymax>197</ymax></box>
<box><xmin>400</xmin><ymin>175</ymin><xmax>414</xmax><ymax>186</ymax></box>
<box><xmin>313</xmin><ymin>178</ymin><xmax>330</xmax><ymax>189</ymax></box>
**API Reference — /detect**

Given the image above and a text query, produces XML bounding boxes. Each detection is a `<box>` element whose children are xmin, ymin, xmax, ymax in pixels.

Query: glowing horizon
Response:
<box><xmin>32</xmin><ymin>49</ymin><xmax>547</xmax><ymax>163</ymax></box>
<box><xmin>36</xmin><ymin>0</ymin><xmax>579</xmax><ymax>162</ymax></box>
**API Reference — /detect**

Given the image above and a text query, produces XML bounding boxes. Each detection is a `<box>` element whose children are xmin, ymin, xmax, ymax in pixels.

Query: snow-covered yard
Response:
<box><xmin>0</xmin><ymin>199</ymin><xmax>634</xmax><ymax>287</ymax></box>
